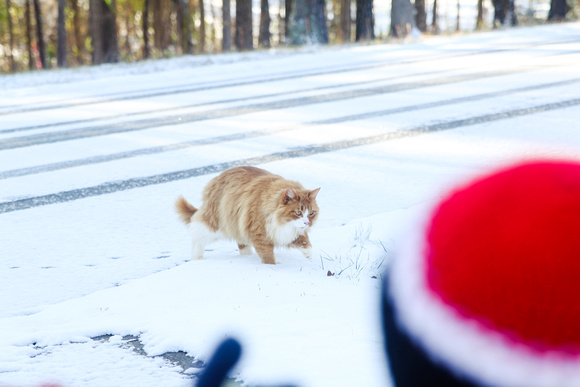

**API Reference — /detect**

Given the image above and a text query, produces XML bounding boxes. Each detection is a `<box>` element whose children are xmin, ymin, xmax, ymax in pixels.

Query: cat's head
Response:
<box><xmin>278</xmin><ymin>187</ymin><xmax>321</xmax><ymax>229</ymax></box>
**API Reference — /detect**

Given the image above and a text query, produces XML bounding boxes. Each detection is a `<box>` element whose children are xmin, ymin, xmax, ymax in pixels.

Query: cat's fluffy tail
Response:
<box><xmin>175</xmin><ymin>196</ymin><xmax>198</xmax><ymax>224</ymax></box>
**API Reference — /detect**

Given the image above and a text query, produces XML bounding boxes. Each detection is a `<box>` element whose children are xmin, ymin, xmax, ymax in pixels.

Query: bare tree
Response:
<box><xmin>476</xmin><ymin>0</ymin><xmax>484</xmax><ymax>29</ymax></box>
<box><xmin>431</xmin><ymin>0</ymin><xmax>438</xmax><ymax>33</ymax></box>
<box><xmin>176</xmin><ymin>0</ymin><xmax>193</xmax><ymax>54</ymax></box>
<box><xmin>222</xmin><ymin>0</ymin><xmax>231</xmax><ymax>51</ymax></box>
<box><xmin>143</xmin><ymin>0</ymin><xmax>150</xmax><ymax>58</ymax></box>
<box><xmin>492</xmin><ymin>0</ymin><xmax>516</xmax><ymax>27</ymax></box>
<box><xmin>236</xmin><ymin>0</ymin><xmax>253</xmax><ymax>50</ymax></box>
<box><xmin>391</xmin><ymin>0</ymin><xmax>415</xmax><ymax>38</ymax></box>
<box><xmin>456</xmin><ymin>0</ymin><xmax>460</xmax><ymax>31</ymax></box>
<box><xmin>90</xmin><ymin>0</ymin><xmax>103</xmax><ymax>62</ymax></box>
<box><xmin>285</xmin><ymin>0</ymin><xmax>293</xmax><ymax>41</ymax></box>
<box><xmin>57</xmin><ymin>0</ymin><xmax>67</xmax><ymax>67</ymax></box>
<box><xmin>199</xmin><ymin>0</ymin><xmax>206</xmax><ymax>52</ymax></box>
<box><xmin>210</xmin><ymin>0</ymin><xmax>217</xmax><ymax>49</ymax></box>
<box><xmin>288</xmin><ymin>0</ymin><xmax>328</xmax><ymax>44</ymax></box>
<box><xmin>152</xmin><ymin>0</ymin><xmax>170</xmax><ymax>52</ymax></box>
<box><xmin>90</xmin><ymin>0</ymin><xmax>119</xmax><ymax>64</ymax></box>
<box><xmin>510</xmin><ymin>0</ymin><xmax>518</xmax><ymax>25</ymax></box>
<box><xmin>356</xmin><ymin>0</ymin><xmax>374</xmax><ymax>41</ymax></box>
<box><xmin>32</xmin><ymin>0</ymin><xmax>46</xmax><ymax>68</ymax></box>
<box><xmin>25</xmin><ymin>0</ymin><xmax>34</xmax><ymax>69</ymax></box>
<box><xmin>5</xmin><ymin>0</ymin><xmax>15</xmax><ymax>71</ymax></box>
<box><xmin>70</xmin><ymin>0</ymin><xmax>84</xmax><ymax>65</ymax></box>
<box><xmin>340</xmin><ymin>0</ymin><xmax>351</xmax><ymax>42</ymax></box>
<box><xmin>415</xmin><ymin>0</ymin><xmax>427</xmax><ymax>32</ymax></box>
<box><xmin>548</xmin><ymin>0</ymin><xmax>568</xmax><ymax>21</ymax></box>
<box><xmin>259</xmin><ymin>0</ymin><xmax>271</xmax><ymax>47</ymax></box>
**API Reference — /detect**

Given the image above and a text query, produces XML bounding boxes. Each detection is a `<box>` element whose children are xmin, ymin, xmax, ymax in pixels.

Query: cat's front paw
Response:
<box><xmin>301</xmin><ymin>247</ymin><xmax>313</xmax><ymax>259</ymax></box>
<box><xmin>238</xmin><ymin>244</ymin><xmax>253</xmax><ymax>255</ymax></box>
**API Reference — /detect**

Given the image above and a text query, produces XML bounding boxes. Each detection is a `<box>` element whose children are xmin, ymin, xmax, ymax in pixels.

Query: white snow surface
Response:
<box><xmin>1</xmin><ymin>23</ymin><xmax>580</xmax><ymax>386</ymax></box>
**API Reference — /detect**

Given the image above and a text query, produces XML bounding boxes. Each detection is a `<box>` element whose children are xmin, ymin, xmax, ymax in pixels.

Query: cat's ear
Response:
<box><xmin>284</xmin><ymin>188</ymin><xmax>297</xmax><ymax>204</ymax></box>
<box><xmin>308</xmin><ymin>188</ymin><xmax>321</xmax><ymax>200</ymax></box>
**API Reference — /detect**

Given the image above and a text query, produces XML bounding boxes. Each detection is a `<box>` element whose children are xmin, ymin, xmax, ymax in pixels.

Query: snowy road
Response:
<box><xmin>2</xmin><ymin>23</ymin><xmax>580</xmax><ymax>387</ymax></box>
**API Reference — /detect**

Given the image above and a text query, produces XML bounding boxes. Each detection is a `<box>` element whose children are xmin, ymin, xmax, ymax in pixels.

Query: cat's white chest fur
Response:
<box><xmin>267</xmin><ymin>214</ymin><xmax>308</xmax><ymax>246</ymax></box>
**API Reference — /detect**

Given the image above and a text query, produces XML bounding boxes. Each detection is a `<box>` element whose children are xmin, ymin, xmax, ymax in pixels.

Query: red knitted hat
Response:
<box><xmin>383</xmin><ymin>160</ymin><xmax>580</xmax><ymax>387</ymax></box>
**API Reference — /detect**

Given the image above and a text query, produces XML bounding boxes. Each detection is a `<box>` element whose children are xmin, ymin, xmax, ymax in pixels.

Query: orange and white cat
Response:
<box><xmin>175</xmin><ymin>166</ymin><xmax>320</xmax><ymax>264</ymax></box>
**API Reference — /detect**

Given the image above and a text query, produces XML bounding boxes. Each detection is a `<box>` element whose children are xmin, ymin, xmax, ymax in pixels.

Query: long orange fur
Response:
<box><xmin>175</xmin><ymin>166</ymin><xmax>320</xmax><ymax>264</ymax></box>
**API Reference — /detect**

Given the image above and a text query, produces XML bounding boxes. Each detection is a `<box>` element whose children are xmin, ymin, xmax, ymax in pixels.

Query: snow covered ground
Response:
<box><xmin>1</xmin><ymin>23</ymin><xmax>580</xmax><ymax>387</ymax></box>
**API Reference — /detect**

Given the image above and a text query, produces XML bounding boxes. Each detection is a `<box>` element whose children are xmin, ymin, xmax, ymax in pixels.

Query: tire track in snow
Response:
<box><xmin>2</xmin><ymin>96</ymin><xmax>580</xmax><ymax>214</ymax></box>
<box><xmin>0</xmin><ymin>69</ymin><xmax>449</xmax><ymax>135</ymax></box>
<box><xmin>1</xmin><ymin>77</ymin><xmax>579</xmax><ymax>180</ymax></box>
<box><xmin>1</xmin><ymin>36</ymin><xmax>578</xmax><ymax>117</ymax></box>
<box><xmin>0</xmin><ymin>56</ymin><xmax>450</xmax><ymax>117</ymax></box>
<box><xmin>0</xmin><ymin>65</ymin><xmax>556</xmax><ymax>151</ymax></box>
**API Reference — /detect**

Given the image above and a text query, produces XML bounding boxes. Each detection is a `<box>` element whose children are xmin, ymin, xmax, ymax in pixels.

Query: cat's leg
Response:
<box><xmin>252</xmin><ymin>239</ymin><xmax>276</xmax><ymax>264</ymax></box>
<box><xmin>237</xmin><ymin>243</ymin><xmax>253</xmax><ymax>255</ymax></box>
<box><xmin>291</xmin><ymin>234</ymin><xmax>312</xmax><ymax>259</ymax></box>
<box><xmin>188</xmin><ymin>219</ymin><xmax>221</xmax><ymax>260</ymax></box>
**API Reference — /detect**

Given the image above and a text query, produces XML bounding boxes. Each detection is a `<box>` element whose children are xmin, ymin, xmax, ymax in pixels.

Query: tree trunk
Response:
<box><xmin>431</xmin><ymin>0</ymin><xmax>438</xmax><ymax>33</ymax></box>
<box><xmin>547</xmin><ymin>0</ymin><xmax>568</xmax><ymax>21</ymax></box>
<box><xmin>57</xmin><ymin>0</ymin><xmax>68</xmax><ymax>67</ymax></box>
<box><xmin>491</xmin><ymin>0</ymin><xmax>516</xmax><ymax>27</ymax></box>
<box><xmin>25</xmin><ymin>0</ymin><xmax>34</xmax><ymax>70</ymax></box>
<box><xmin>222</xmin><ymin>0</ymin><xmax>231</xmax><ymax>51</ymax></box>
<box><xmin>90</xmin><ymin>0</ymin><xmax>119</xmax><ymax>64</ymax></box>
<box><xmin>176</xmin><ymin>0</ymin><xmax>183</xmax><ymax>53</ymax></box>
<box><xmin>278</xmin><ymin>0</ymin><xmax>284</xmax><ymax>43</ymax></box>
<box><xmin>456</xmin><ymin>0</ymin><xmax>460</xmax><ymax>31</ymax></box>
<box><xmin>199</xmin><ymin>0</ymin><xmax>206</xmax><ymax>52</ymax></box>
<box><xmin>510</xmin><ymin>0</ymin><xmax>517</xmax><ymax>25</ymax></box>
<box><xmin>492</xmin><ymin>0</ymin><xmax>510</xmax><ymax>26</ymax></box>
<box><xmin>355</xmin><ymin>0</ymin><xmax>374</xmax><ymax>41</ymax></box>
<box><xmin>102</xmin><ymin>0</ymin><xmax>119</xmax><ymax>62</ymax></box>
<box><xmin>5</xmin><ymin>0</ymin><xmax>15</xmax><ymax>72</ymax></box>
<box><xmin>289</xmin><ymin>0</ymin><xmax>328</xmax><ymax>44</ymax></box>
<box><xmin>288</xmin><ymin>0</ymin><xmax>308</xmax><ymax>44</ymax></box>
<box><xmin>32</xmin><ymin>0</ymin><xmax>46</xmax><ymax>69</ymax></box>
<box><xmin>152</xmin><ymin>0</ymin><xmax>171</xmax><ymax>52</ymax></box>
<box><xmin>176</xmin><ymin>0</ymin><xmax>193</xmax><ymax>54</ymax></box>
<box><xmin>285</xmin><ymin>0</ymin><xmax>293</xmax><ymax>41</ymax></box>
<box><xmin>476</xmin><ymin>0</ymin><xmax>484</xmax><ymax>29</ymax></box>
<box><xmin>123</xmin><ymin>0</ymin><xmax>134</xmax><ymax>57</ymax></box>
<box><xmin>143</xmin><ymin>0</ymin><xmax>150</xmax><ymax>58</ymax></box>
<box><xmin>340</xmin><ymin>0</ymin><xmax>351</xmax><ymax>42</ymax></box>
<box><xmin>89</xmin><ymin>0</ymin><xmax>103</xmax><ymax>63</ymax></box>
<box><xmin>259</xmin><ymin>0</ymin><xmax>271</xmax><ymax>47</ymax></box>
<box><xmin>390</xmin><ymin>0</ymin><xmax>415</xmax><ymax>38</ymax></box>
<box><xmin>70</xmin><ymin>0</ymin><xmax>84</xmax><ymax>65</ymax></box>
<box><xmin>311</xmin><ymin>0</ymin><xmax>328</xmax><ymax>43</ymax></box>
<box><xmin>235</xmin><ymin>0</ymin><xmax>253</xmax><ymax>50</ymax></box>
<box><xmin>414</xmin><ymin>0</ymin><xmax>426</xmax><ymax>32</ymax></box>
<box><xmin>210</xmin><ymin>0</ymin><xmax>217</xmax><ymax>50</ymax></box>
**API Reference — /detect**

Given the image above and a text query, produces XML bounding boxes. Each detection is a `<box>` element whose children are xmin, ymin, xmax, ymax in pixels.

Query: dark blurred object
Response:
<box><xmin>195</xmin><ymin>338</ymin><xmax>297</xmax><ymax>387</ymax></box>
<box><xmin>195</xmin><ymin>338</ymin><xmax>242</xmax><ymax>387</ymax></box>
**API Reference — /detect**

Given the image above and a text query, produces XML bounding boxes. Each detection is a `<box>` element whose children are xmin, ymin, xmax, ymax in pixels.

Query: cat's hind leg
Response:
<box><xmin>188</xmin><ymin>219</ymin><xmax>222</xmax><ymax>260</ymax></box>
<box><xmin>291</xmin><ymin>234</ymin><xmax>312</xmax><ymax>259</ymax></box>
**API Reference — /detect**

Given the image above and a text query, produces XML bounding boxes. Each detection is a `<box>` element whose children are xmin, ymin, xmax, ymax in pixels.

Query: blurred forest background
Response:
<box><xmin>0</xmin><ymin>0</ymin><xmax>577</xmax><ymax>73</ymax></box>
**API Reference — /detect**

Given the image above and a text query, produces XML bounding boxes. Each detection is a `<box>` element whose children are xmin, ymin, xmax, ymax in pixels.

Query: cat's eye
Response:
<box><xmin>295</xmin><ymin>210</ymin><xmax>302</xmax><ymax>216</ymax></box>
<box><xmin>309</xmin><ymin>210</ymin><xmax>315</xmax><ymax>216</ymax></box>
